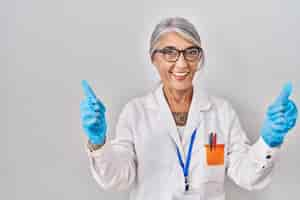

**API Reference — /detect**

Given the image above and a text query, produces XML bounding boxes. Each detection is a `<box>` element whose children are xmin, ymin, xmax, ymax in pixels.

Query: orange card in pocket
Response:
<box><xmin>204</xmin><ymin>144</ymin><xmax>225</xmax><ymax>165</ymax></box>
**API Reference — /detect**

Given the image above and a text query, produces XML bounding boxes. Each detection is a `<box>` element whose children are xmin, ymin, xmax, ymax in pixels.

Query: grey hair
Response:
<box><xmin>149</xmin><ymin>16</ymin><xmax>205</xmax><ymax>69</ymax></box>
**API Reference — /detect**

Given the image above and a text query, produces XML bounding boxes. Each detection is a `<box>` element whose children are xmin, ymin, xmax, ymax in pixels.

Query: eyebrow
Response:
<box><xmin>162</xmin><ymin>45</ymin><xmax>199</xmax><ymax>50</ymax></box>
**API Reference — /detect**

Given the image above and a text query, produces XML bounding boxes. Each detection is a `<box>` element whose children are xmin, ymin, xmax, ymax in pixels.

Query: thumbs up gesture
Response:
<box><xmin>80</xmin><ymin>80</ymin><xmax>107</xmax><ymax>145</ymax></box>
<box><xmin>261</xmin><ymin>82</ymin><xmax>298</xmax><ymax>147</ymax></box>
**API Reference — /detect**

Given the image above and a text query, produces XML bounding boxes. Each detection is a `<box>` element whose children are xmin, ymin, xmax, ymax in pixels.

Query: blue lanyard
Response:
<box><xmin>176</xmin><ymin>128</ymin><xmax>197</xmax><ymax>191</ymax></box>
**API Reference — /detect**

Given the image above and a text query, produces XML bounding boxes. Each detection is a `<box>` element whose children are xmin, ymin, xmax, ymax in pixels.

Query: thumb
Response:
<box><xmin>81</xmin><ymin>80</ymin><xmax>97</xmax><ymax>99</ymax></box>
<box><xmin>274</xmin><ymin>81</ymin><xmax>293</xmax><ymax>105</ymax></box>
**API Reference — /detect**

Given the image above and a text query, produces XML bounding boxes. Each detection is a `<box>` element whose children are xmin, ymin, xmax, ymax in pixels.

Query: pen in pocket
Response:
<box><xmin>209</xmin><ymin>132</ymin><xmax>213</xmax><ymax>151</ymax></box>
<box><xmin>213</xmin><ymin>132</ymin><xmax>217</xmax><ymax>150</ymax></box>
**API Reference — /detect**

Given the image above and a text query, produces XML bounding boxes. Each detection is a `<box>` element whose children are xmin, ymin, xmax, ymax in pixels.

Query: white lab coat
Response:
<box><xmin>85</xmin><ymin>83</ymin><xmax>281</xmax><ymax>200</ymax></box>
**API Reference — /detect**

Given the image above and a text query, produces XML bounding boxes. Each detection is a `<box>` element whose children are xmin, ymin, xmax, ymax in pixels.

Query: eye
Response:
<box><xmin>186</xmin><ymin>48</ymin><xmax>200</xmax><ymax>56</ymax></box>
<box><xmin>163</xmin><ymin>47</ymin><xmax>178</xmax><ymax>56</ymax></box>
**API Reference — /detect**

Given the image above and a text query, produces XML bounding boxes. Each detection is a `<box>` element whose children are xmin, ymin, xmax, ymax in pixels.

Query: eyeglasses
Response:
<box><xmin>152</xmin><ymin>46</ymin><xmax>203</xmax><ymax>62</ymax></box>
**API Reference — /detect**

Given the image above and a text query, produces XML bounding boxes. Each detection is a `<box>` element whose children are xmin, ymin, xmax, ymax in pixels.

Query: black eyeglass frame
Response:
<box><xmin>152</xmin><ymin>46</ymin><xmax>203</xmax><ymax>62</ymax></box>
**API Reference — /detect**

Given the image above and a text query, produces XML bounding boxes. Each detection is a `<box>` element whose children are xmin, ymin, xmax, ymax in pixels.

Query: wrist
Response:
<box><xmin>88</xmin><ymin>138</ymin><xmax>106</xmax><ymax>151</ymax></box>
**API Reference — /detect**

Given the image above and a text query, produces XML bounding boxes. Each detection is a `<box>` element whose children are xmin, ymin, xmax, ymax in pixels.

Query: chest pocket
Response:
<box><xmin>201</xmin><ymin>135</ymin><xmax>226</xmax><ymax>183</ymax></box>
<box><xmin>186</xmin><ymin>126</ymin><xmax>226</xmax><ymax>198</ymax></box>
<box><xmin>191</xmin><ymin>111</ymin><xmax>228</xmax><ymax>187</ymax></box>
<box><xmin>188</xmin><ymin>137</ymin><xmax>226</xmax><ymax>196</ymax></box>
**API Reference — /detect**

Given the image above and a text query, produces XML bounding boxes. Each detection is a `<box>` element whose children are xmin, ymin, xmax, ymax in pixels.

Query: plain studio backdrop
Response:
<box><xmin>2</xmin><ymin>0</ymin><xmax>300</xmax><ymax>199</ymax></box>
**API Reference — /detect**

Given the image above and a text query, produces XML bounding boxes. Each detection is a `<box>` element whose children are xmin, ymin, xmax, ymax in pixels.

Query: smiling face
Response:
<box><xmin>151</xmin><ymin>32</ymin><xmax>201</xmax><ymax>92</ymax></box>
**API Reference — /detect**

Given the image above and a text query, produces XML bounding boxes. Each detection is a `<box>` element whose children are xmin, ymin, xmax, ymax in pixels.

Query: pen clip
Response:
<box><xmin>209</xmin><ymin>132</ymin><xmax>212</xmax><ymax>151</ymax></box>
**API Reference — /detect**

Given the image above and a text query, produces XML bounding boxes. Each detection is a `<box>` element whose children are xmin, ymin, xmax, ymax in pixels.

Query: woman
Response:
<box><xmin>80</xmin><ymin>17</ymin><xmax>298</xmax><ymax>200</ymax></box>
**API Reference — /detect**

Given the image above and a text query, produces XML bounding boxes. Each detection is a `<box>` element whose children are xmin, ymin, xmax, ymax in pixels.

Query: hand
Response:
<box><xmin>261</xmin><ymin>82</ymin><xmax>298</xmax><ymax>147</ymax></box>
<box><xmin>80</xmin><ymin>80</ymin><xmax>107</xmax><ymax>145</ymax></box>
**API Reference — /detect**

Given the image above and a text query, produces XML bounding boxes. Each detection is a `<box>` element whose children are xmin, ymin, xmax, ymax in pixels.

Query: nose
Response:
<box><xmin>175</xmin><ymin>52</ymin><xmax>188</xmax><ymax>69</ymax></box>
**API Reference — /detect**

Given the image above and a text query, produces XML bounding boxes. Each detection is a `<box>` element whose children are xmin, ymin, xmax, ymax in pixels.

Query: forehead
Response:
<box><xmin>155</xmin><ymin>31</ymin><xmax>195</xmax><ymax>49</ymax></box>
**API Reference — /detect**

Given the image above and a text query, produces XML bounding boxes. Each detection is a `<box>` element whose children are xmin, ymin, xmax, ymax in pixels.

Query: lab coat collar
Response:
<box><xmin>152</xmin><ymin>82</ymin><xmax>212</xmax><ymax>112</ymax></box>
<box><xmin>151</xmin><ymin>83</ymin><xmax>212</xmax><ymax>158</ymax></box>
<box><xmin>146</xmin><ymin>83</ymin><xmax>212</xmax><ymax>111</ymax></box>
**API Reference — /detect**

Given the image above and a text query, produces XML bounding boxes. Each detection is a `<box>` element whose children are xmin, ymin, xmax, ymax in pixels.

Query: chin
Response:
<box><xmin>170</xmin><ymin>81</ymin><xmax>193</xmax><ymax>91</ymax></box>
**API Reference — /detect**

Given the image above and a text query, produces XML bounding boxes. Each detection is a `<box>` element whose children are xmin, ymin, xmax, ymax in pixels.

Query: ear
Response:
<box><xmin>150</xmin><ymin>54</ymin><xmax>157</xmax><ymax>65</ymax></box>
<box><xmin>150</xmin><ymin>56</ymin><xmax>154</xmax><ymax>64</ymax></box>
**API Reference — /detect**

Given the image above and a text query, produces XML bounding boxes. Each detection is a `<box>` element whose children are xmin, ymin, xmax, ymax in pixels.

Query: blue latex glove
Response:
<box><xmin>261</xmin><ymin>82</ymin><xmax>298</xmax><ymax>147</ymax></box>
<box><xmin>80</xmin><ymin>80</ymin><xmax>107</xmax><ymax>145</ymax></box>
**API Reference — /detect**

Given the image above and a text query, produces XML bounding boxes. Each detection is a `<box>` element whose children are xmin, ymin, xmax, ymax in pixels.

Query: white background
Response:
<box><xmin>2</xmin><ymin>0</ymin><xmax>300</xmax><ymax>199</ymax></box>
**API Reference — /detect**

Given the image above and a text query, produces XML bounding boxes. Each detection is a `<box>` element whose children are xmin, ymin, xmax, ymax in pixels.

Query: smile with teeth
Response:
<box><xmin>172</xmin><ymin>72</ymin><xmax>189</xmax><ymax>76</ymax></box>
<box><xmin>170</xmin><ymin>71</ymin><xmax>190</xmax><ymax>80</ymax></box>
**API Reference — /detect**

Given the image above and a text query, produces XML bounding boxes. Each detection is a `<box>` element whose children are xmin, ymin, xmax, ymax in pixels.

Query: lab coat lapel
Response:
<box><xmin>154</xmin><ymin>83</ymin><xmax>212</xmax><ymax>158</ymax></box>
<box><xmin>155</xmin><ymin>83</ymin><xmax>183</xmax><ymax>155</ymax></box>
<box><xmin>181</xmin><ymin>84</ymin><xmax>212</xmax><ymax>147</ymax></box>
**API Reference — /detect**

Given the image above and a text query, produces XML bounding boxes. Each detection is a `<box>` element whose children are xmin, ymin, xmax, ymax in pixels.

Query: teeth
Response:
<box><xmin>173</xmin><ymin>72</ymin><xmax>189</xmax><ymax>76</ymax></box>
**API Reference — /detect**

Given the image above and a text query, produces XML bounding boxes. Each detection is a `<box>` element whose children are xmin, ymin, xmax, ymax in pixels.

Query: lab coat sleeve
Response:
<box><xmin>224</xmin><ymin>101</ymin><xmax>281</xmax><ymax>191</ymax></box>
<box><xmin>85</xmin><ymin>102</ymin><xmax>137</xmax><ymax>191</ymax></box>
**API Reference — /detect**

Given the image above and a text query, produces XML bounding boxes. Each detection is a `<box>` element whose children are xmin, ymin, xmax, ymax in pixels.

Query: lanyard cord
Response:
<box><xmin>176</xmin><ymin>128</ymin><xmax>197</xmax><ymax>191</ymax></box>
